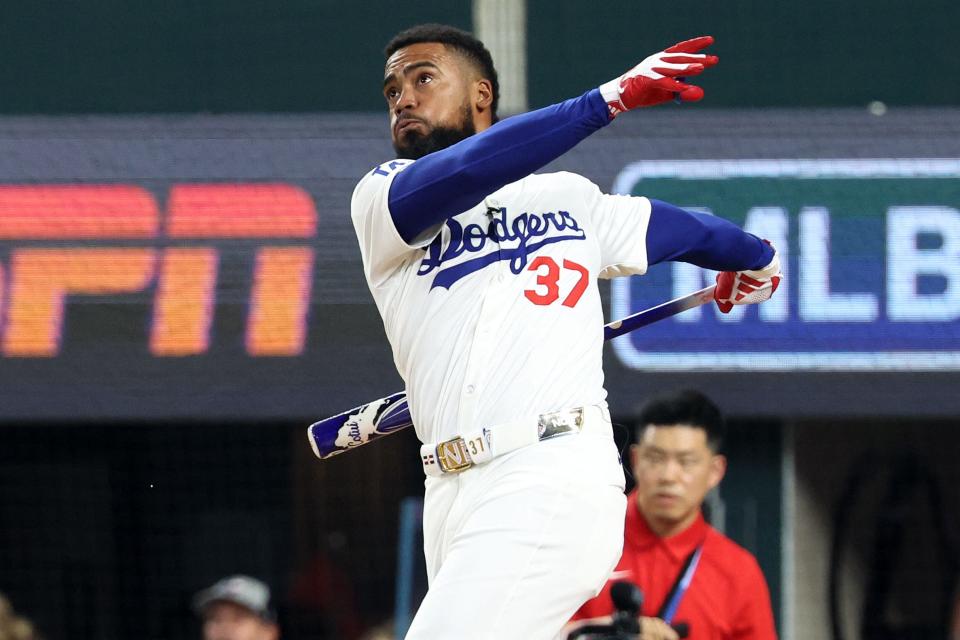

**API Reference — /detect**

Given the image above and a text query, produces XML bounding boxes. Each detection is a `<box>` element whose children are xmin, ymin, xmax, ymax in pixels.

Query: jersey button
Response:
<box><xmin>466</xmin><ymin>384</ymin><xmax>476</xmax><ymax>394</ymax></box>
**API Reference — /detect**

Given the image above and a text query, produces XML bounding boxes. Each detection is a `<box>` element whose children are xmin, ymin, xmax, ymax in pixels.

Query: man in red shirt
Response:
<box><xmin>567</xmin><ymin>390</ymin><xmax>777</xmax><ymax>640</ymax></box>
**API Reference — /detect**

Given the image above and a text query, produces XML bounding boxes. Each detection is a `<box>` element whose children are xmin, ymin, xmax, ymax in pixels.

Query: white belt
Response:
<box><xmin>420</xmin><ymin>405</ymin><xmax>610</xmax><ymax>477</ymax></box>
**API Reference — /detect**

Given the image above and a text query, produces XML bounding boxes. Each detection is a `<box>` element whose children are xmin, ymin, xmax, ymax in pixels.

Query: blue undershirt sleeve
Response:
<box><xmin>388</xmin><ymin>88</ymin><xmax>611</xmax><ymax>244</ymax></box>
<box><xmin>646</xmin><ymin>199</ymin><xmax>774</xmax><ymax>271</ymax></box>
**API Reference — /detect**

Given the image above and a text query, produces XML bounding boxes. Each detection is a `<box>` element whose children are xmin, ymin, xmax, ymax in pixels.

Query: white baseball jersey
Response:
<box><xmin>351</xmin><ymin>160</ymin><xmax>652</xmax><ymax>445</ymax></box>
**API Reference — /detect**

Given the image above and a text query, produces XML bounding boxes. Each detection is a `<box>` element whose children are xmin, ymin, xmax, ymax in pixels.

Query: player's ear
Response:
<box><xmin>474</xmin><ymin>78</ymin><xmax>493</xmax><ymax>112</ymax></box>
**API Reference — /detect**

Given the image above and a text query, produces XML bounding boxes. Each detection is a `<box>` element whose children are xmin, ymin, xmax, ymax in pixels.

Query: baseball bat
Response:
<box><xmin>308</xmin><ymin>284</ymin><xmax>716</xmax><ymax>460</ymax></box>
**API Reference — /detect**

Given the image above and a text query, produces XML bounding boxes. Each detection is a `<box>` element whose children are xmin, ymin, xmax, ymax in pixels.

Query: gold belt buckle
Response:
<box><xmin>436</xmin><ymin>436</ymin><xmax>473</xmax><ymax>473</ymax></box>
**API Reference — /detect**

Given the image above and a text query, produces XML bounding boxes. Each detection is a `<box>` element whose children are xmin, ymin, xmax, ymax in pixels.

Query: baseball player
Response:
<box><xmin>352</xmin><ymin>24</ymin><xmax>781</xmax><ymax>640</ymax></box>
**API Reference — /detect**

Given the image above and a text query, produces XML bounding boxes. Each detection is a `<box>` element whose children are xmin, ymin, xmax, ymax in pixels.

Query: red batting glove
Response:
<box><xmin>599</xmin><ymin>36</ymin><xmax>719</xmax><ymax>117</ymax></box>
<box><xmin>714</xmin><ymin>242</ymin><xmax>782</xmax><ymax>313</ymax></box>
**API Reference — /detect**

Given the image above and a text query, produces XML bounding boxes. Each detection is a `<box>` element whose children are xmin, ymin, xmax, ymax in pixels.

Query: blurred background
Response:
<box><xmin>1</xmin><ymin>0</ymin><xmax>959</xmax><ymax>638</ymax></box>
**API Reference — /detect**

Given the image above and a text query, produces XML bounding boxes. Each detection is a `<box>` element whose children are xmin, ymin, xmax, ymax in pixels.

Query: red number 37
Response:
<box><xmin>523</xmin><ymin>256</ymin><xmax>589</xmax><ymax>308</ymax></box>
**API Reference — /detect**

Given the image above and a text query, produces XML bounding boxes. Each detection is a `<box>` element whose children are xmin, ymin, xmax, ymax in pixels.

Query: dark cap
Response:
<box><xmin>192</xmin><ymin>575</ymin><xmax>275</xmax><ymax>622</ymax></box>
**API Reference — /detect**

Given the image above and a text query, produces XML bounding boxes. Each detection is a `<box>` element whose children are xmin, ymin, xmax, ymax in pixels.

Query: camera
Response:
<box><xmin>567</xmin><ymin>582</ymin><xmax>688</xmax><ymax>640</ymax></box>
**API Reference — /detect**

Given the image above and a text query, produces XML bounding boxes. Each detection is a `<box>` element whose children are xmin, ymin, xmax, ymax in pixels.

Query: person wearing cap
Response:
<box><xmin>193</xmin><ymin>575</ymin><xmax>280</xmax><ymax>640</ymax></box>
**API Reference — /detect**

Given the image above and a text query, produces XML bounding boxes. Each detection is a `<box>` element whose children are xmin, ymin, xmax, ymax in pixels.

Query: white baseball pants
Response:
<box><xmin>405</xmin><ymin>430</ymin><xmax>626</xmax><ymax>640</ymax></box>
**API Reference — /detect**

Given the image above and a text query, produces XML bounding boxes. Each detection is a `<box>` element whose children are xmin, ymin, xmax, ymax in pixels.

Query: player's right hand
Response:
<box><xmin>640</xmin><ymin>616</ymin><xmax>680</xmax><ymax>640</ymax></box>
<box><xmin>714</xmin><ymin>241</ymin><xmax>783</xmax><ymax>313</ymax></box>
<box><xmin>599</xmin><ymin>36</ymin><xmax>718</xmax><ymax>117</ymax></box>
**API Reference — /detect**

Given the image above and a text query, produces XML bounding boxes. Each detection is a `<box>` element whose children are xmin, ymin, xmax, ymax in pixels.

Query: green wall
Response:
<box><xmin>527</xmin><ymin>0</ymin><xmax>960</xmax><ymax>108</ymax></box>
<box><xmin>0</xmin><ymin>0</ymin><xmax>470</xmax><ymax>113</ymax></box>
<box><xmin>1</xmin><ymin>0</ymin><xmax>956</xmax><ymax>113</ymax></box>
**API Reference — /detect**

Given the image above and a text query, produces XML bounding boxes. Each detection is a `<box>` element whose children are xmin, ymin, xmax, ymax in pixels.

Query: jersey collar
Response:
<box><xmin>625</xmin><ymin>489</ymin><xmax>709</xmax><ymax>562</ymax></box>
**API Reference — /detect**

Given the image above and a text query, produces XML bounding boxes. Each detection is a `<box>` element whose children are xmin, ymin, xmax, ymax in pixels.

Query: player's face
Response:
<box><xmin>630</xmin><ymin>425</ymin><xmax>726</xmax><ymax>537</ymax></box>
<box><xmin>383</xmin><ymin>42</ymin><xmax>478</xmax><ymax>159</ymax></box>
<box><xmin>201</xmin><ymin>602</ymin><xmax>278</xmax><ymax>640</ymax></box>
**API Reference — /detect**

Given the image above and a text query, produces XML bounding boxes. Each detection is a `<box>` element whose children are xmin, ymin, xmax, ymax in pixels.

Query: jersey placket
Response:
<box><xmin>455</xmin><ymin>200</ymin><xmax>510</xmax><ymax>435</ymax></box>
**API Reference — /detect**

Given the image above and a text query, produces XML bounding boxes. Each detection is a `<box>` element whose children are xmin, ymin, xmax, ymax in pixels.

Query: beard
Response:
<box><xmin>393</xmin><ymin>103</ymin><xmax>476</xmax><ymax>160</ymax></box>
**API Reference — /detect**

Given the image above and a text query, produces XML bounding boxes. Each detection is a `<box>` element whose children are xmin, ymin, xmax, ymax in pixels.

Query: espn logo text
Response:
<box><xmin>0</xmin><ymin>184</ymin><xmax>316</xmax><ymax>358</ymax></box>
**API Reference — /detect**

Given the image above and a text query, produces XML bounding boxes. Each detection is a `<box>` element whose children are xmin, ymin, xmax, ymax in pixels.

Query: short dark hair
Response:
<box><xmin>636</xmin><ymin>390</ymin><xmax>726</xmax><ymax>452</ymax></box>
<box><xmin>384</xmin><ymin>23</ymin><xmax>500</xmax><ymax>120</ymax></box>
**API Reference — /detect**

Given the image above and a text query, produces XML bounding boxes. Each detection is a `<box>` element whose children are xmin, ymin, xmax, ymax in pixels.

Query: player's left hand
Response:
<box><xmin>640</xmin><ymin>616</ymin><xmax>680</xmax><ymax>640</ymax></box>
<box><xmin>599</xmin><ymin>36</ymin><xmax>718</xmax><ymax>117</ymax></box>
<box><xmin>714</xmin><ymin>242</ymin><xmax>782</xmax><ymax>313</ymax></box>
